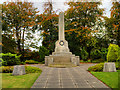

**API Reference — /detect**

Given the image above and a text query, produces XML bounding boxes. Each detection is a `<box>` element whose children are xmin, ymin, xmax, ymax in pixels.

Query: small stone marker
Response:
<box><xmin>12</xmin><ymin>65</ymin><xmax>26</xmax><ymax>75</ymax></box>
<box><xmin>103</xmin><ymin>62</ymin><xmax>116</xmax><ymax>72</ymax></box>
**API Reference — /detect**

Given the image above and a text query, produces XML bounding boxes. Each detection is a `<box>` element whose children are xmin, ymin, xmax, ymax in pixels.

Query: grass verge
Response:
<box><xmin>91</xmin><ymin>70</ymin><xmax>120</xmax><ymax>89</ymax></box>
<box><xmin>2</xmin><ymin>73</ymin><xmax>41</xmax><ymax>88</ymax></box>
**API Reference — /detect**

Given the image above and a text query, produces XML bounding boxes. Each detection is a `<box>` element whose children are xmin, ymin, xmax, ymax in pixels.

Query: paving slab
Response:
<box><xmin>30</xmin><ymin>64</ymin><xmax>111</xmax><ymax>89</ymax></box>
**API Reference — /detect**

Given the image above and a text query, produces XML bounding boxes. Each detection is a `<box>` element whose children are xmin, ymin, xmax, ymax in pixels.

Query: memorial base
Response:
<box><xmin>45</xmin><ymin>54</ymin><xmax>80</xmax><ymax>67</ymax></box>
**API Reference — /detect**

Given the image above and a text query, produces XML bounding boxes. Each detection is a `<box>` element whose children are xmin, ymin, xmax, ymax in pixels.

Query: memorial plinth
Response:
<box><xmin>45</xmin><ymin>12</ymin><xmax>80</xmax><ymax>67</ymax></box>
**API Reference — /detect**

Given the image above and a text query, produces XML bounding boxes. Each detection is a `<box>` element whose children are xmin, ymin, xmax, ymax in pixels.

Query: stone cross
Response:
<box><xmin>59</xmin><ymin>12</ymin><xmax>65</xmax><ymax>40</ymax></box>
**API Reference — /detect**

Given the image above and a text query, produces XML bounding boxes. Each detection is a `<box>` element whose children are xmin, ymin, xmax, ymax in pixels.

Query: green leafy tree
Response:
<box><xmin>64</xmin><ymin>1</ymin><xmax>104</xmax><ymax>56</ymax></box>
<box><xmin>38</xmin><ymin>1</ymin><xmax>58</xmax><ymax>54</ymax></box>
<box><xmin>39</xmin><ymin>46</ymin><xmax>49</xmax><ymax>62</ymax></box>
<box><xmin>2</xmin><ymin>0</ymin><xmax>38</xmax><ymax>54</ymax></box>
<box><xmin>104</xmin><ymin>2</ymin><xmax>120</xmax><ymax>46</ymax></box>
<box><xmin>107</xmin><ymin>44</ymin><xmax>119</xmax><ymax>62</ymax></box>
<box><xmin>90</xmin><ymin>49</ymin><xmax>101</xmax><ymax>60</ymax></box>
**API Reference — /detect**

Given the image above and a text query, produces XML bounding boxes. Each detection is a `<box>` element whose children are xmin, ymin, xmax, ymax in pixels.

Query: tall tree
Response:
<box><xmin>64</xmin><ymin>1</ymin><xmax>104</xmax><ymax>56</ymax></box>
<box><xmin>104</xmin><ymin>1</ymin><xmax>120</xmax><ymax>46</ymax></box>
<box><xmin>0</xmin><ymin>4</ymin><xmax>2</xmax><ymax>53</ymax></box>
<box><xmin>2</xmin><ymin>0</ymin><xmax>38</xmax><ymax>54</ymax></box>
<box><xmin>38</xmin><ymin>0</ymin><xmax>58</xmax><ymax>54</ymax></box>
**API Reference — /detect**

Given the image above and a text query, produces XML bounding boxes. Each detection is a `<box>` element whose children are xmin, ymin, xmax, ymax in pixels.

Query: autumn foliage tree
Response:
<box><xmin>104</xmin><ymin>1</ymin><xmax>120</xmax><ymax>46</ymax></box>
<box><xmin>38</xmin><ymin>1</ymin><xmax>58</xmax><ymax>54</ymax></box>
<box><xmin>64</xmin><ymin>1</ymin><xmax>104</xmax><ymax>57</ymax></box>
<box><xmin>2</xmin><ymin>0</ymin><xmax>38</xmax><ymax>54</ymax></box>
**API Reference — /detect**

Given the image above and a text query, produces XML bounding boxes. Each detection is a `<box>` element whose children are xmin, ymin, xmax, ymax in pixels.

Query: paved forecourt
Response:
<box><xmin>31</xmin><ymin>64</ymin><xmax>111</xmax><ymax>89</ymax></box>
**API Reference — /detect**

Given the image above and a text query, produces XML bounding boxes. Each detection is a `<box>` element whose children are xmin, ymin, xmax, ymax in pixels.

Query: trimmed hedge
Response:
<box><xmin>0</xmin><ymin>53</ymin><xmax>21</xmax><ymax>66</ymax></box>
<box><xmin>88</xmin><ymin>63</ymin><xmax>104</xmax><ymax>72</ymax></box>
<box><xmin>25</xmin><ymin>60</ymin><xmax>39</xmax><ymax>64</ymax></box>
<box><xmin>25</xmin><ymin>66</ymin><xmax>42</xmax><ymax>73</ymax></box>
<box><xmin>0</xmin><ymin>66</ymin><xmax>42</xmax><ymax>73</ymax></box>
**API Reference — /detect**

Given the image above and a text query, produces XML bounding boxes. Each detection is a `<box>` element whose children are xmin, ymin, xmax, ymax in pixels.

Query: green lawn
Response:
<box><xmin>2</xmin><ymin>73</ymin><xmax>41</xmax><ymax>88</ymax></box>
<box><xmin>91</xmin><ymin>70</ymin><xmax>120</xmax><ymax>89</ymax></box>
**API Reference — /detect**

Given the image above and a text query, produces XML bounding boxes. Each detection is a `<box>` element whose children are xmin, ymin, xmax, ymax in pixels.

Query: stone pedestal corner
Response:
<box><xmin>103</xmin><ymin>62</ymin><xmax>116</xmax><ymax>72</ymax></box>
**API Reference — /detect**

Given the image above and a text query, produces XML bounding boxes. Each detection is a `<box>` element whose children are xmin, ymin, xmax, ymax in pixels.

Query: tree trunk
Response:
<box><xmin>22</xmin><ymin>28</ymin><xmax>25</xmax><ymax>51</ymax></box>
<box><xmin>16</xmin><ymin>26</ymin><xmax>21</xmax><ymax>54</ymax></box>
<box><xmin>21</xmin><ymin>28</ymin><xmax>25</xmax><ymax>61</ymax></box>
<box><xmin>17</xmin><ymin>38</ymin><xmax>21</xmax><ymax>53</ymax></box>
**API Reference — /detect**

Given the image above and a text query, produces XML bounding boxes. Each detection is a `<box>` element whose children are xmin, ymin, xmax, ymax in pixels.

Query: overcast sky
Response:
<box><xmin>1</xmin><ymin>0</ymin><xmax>113</xmax><ymax>17</ymax></box>
<box><xmin>0</xmin><ymin>0</ymin><xmax>114</xmax><ymax>51</ymax></box>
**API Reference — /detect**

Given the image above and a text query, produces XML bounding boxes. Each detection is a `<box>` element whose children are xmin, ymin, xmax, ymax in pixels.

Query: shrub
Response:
<box><xmin>92</xmin><ymin>58</ymin><xmax>105</xmax><ymax>63</ymax></box>
<box><xmin>115</xmin><ymin>62</ymin><xmax>120</xmax><ymax>70</ymax></box>
<box><xmin>1</xmin><ymin>66</ymin><xmax>13</xmax><ymax>73</ymax></box>
<box><xmin>88</xmin><ymin>63</ymin><xmax>104</xmax><ymax>72</ymax></box>
<box><xmin>107</xmin><ymin>44</ymin><xmax>119</xmax><ymax>62</ymax></box>
<box><xmin>0</xmin><ymin>66</ymin><xmax>42</xmax><ymax>73</ymax></box>
<box><xmin>20</xmin><ymin>61</ymin><xmax>26</xmax><ymax>65</ymax></box>
<box><xmin>90</xmin><ymin>49</ymin><xmax>101</xmax><ymax>60</ymax></box>
<box><xmin>25</xmin><ymin>66</ymin><xmax>42</xmax><ymax>73</ymax></box>
<box><xmin>23</xmin><ymin>51</ymin><xmax>40</xmax><ymax>62</ymax></box>
<box><xmin>39</xmin><ymin>46</ymin><xmax>49</xmax><ymax>62</ymax></box>
<box><xmin>25</xmin><ymin>60</ymin><xmax>39</xmax><ymax>64</ymax></box>
<box><xmin>88</xmin><ymin>62</ymin><xmax>119</xmax><ymax>72</ymax></box>
<box><xmin>81</xmin><ymin>47</ymin><xmax>88</xmax><ymax>61</ymax></box>
<box><xmin>0</xmin><ymin>53</ymin><xmax>21</xmax><ymax>66</ymax></box>
<box><xmin>0</xmin><ymin>58</ymin><xmax>7</xmax><ymax>66</ymax></box>
<box><xmin>117</xmin><ymin>47</ymin><xmax>120</xmax><ymax>61</ymax></box>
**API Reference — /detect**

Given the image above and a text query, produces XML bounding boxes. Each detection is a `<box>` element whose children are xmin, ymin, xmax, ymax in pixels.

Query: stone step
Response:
<box><xmin>53</xmin><ymin>62</ymin><xmax>73</xmax><ymax>65</ymax></box>
<box><xmin>49</xmin><ymin>62</ymin><xmax>76</xmax><ymax>68</ymax></box>
<box><xmin>52</xmin><ymin>52</ymin><xmax>72</xmax><ymax>56</ymax></box>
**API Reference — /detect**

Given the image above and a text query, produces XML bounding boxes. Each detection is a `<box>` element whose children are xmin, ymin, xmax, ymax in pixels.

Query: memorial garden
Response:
<box><xmin>0</xmin><ymin>0</ymin><xmax>120</xmax><ymax>89</ymax></box>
